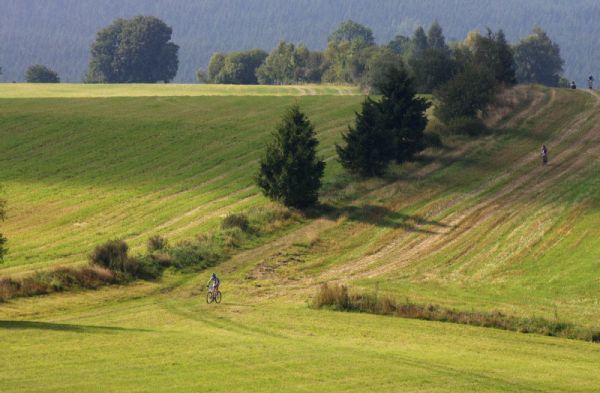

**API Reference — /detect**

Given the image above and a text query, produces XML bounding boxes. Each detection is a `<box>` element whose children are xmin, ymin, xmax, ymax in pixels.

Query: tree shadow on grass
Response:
<box><xmin>0</xmin><ymin>320</ymin><xmax>152</xmax><ymax>334</ymax></box>
<box><xmin>307</xmin><ymin>204</ymin><xmax>451</xmax><ymax>234</ymax></box>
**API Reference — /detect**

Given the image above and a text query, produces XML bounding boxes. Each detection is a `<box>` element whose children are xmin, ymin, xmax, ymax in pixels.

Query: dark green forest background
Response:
<box><xmin>1</xmin><ymin>0</ymin><xmax>598</xmax><ymax>84</ymax></box>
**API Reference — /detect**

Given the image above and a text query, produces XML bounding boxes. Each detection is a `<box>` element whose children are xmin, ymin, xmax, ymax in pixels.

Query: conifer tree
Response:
<box><xmin>376</xmin><ymin>66</ymin><xmax>430</xmax><ymax>163</ymax></box>
<box><xmin>427</xmin><ymin>21</ymin><xmax>448</xmax><ymax>51</ymax></box>
<box><xmin>256</xmin><ymin>105</ymin><xmax>325</xmax><ymax>208</ymax></box>
<box><xmin>336</xmin><ymin>99</ymin><xmax>394</xmax><ymax>177</ymax></box>
<box><xmin>337</xmin><ymin>65</ymin><xmax>430</xmax><ymax>176</ymax></box>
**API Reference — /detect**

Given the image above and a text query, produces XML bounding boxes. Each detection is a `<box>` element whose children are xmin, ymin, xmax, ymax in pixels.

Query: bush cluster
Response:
<box><xmin>312</xmin><ymin>284</ymin><xmax>600</xmax><ymax>343</ymax></box>
<box><xmin>0</xmin><ymin>266</ymin><xmax>119</xmax><ymax>302</ymax></box>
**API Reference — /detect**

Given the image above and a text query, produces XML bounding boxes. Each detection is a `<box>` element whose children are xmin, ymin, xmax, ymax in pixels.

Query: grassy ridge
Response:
<box><xmin>0</xmin><ymin>83</ymin><xmax>361</xmax><ymax>98</ymax></box>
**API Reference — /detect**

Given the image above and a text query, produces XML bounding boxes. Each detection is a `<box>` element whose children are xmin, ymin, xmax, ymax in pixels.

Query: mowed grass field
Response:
<box><xmin>0</xmin><ymin>89</ymin><xmax>362</xmax><ymax>275</ymax></box>
<box><xmin>0</xmin><ymin>83</ymin><xmax>361</xmax><ymax>98</ymax></box>
<box><xmin>1</xmin><ymin>84</ymin><xmax>600</xmax><ymax>392</ymax></box>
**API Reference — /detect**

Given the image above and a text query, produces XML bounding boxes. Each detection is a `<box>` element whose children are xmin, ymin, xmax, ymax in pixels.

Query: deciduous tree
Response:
<box><xmin>514</xmin><ymin>27</ymin><xmax>564</xmax><ymax>86</ymax></box>
<box><xmin>86</xmin><ymin>16</ymin><xmax>179</xmax><ymax>83</ymax></box>
<box><xmin>25</xmin><ymin>64</ymin><xmax>60</xmax><ymax>83</ymax></box>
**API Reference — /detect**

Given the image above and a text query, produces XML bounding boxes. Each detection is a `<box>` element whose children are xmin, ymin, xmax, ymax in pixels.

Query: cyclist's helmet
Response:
<box><xmin>211</xmin><ymin>273</ymin><xmax>216</xmax><ymax>279</ymax></box>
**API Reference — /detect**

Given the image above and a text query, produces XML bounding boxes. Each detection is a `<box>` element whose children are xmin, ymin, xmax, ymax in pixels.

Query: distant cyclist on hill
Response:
<box><xmin>541</xmin><ymin>144</ymin><xmax>548</xmax><ymax>166</ymax></box>
<box><xmin>570</xmin><ymin>81</ymin><xmax>577</xmax><ymax>90</ymax></box>
<box><xmin>589</xmin><ymin>75</ymin><xmax>595</xmax><ymax>90</ymax></box>
<box><xmin>207</xmin><ymin>272</ymin><xmax>220</xmax><ymax>293</ymax></box>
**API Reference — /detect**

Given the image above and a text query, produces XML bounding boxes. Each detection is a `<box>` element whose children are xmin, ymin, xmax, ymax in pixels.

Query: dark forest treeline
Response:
<box><xmin>1</xmin><ymin>0</ymin><xmax>599</xmax><ymax>84</ymax></box>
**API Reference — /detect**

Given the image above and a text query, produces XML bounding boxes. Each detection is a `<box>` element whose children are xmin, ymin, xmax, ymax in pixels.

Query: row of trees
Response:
<box><xmin>256</xmin><ymin>65</ymin><xmax>430</xmax><ymax>208</ymax></box>
<box><xmin>255</xmin><ymin>24</ymin><xmax>560</xmax><ymax>208</ymax></box>
<box><xmin>201</xmin><ymin>20</ymin><xmax>564</xmax><ymax>91</ymax></box>
<box><xmin>10</xmin><ymin>16</ymin><xmax>564</xmax><ymax>87</ymax></box>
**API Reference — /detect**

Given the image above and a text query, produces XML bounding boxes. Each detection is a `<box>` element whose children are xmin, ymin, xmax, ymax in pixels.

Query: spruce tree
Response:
<box><xmin>256</xmin><ymin>105</ymin><xmax>325</xmax><ymax>209</ymax></box>
<box><xmin>337</xmin><ymin>65</ymin><xmax>430</xmax><ymax>176</ymax></box>
<box><xmin>427</xmin><ymin>21</ymin><xmax>448</xmax><ymax>51</ymax></box>
<box><xmin>336</xmin><ymin>99</ymin><xmax>394</xmax><ymax>177</ymax></box>
<box><xmin>376</xmin><ymin>66</ymin><xmax>431</xmax><ymax>163</ymax></box>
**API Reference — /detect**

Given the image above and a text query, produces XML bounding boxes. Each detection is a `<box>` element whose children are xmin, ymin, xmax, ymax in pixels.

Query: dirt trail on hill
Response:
<box><xmin>321</xmin><ymin>89</ymin><xmax>600</xmax><ymax>281</ymax></box>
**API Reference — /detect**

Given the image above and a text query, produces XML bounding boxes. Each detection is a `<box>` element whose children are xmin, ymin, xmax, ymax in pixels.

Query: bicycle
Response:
<box><xmin>206</xmin><ymin>286</ymin><xmax>222</xmax><ymax>304</ymax></box>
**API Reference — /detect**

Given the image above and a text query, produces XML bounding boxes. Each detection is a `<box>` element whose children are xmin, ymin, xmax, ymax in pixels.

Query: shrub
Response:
<box><xmin>132</xmin><ymin>255</ymin><xmax>164</xmax><ymax>280</ymax></box>
<box><xmin>25</xmin><ymin>64</ymin><xmax>60</xmax><ymax>83</ymax></box>
<box><xmin>445</xmin><ymin>116</ymin><xmax>486</xmax><ymax>136</ymax></box>
<box><xmin>147</xmin><ymin>235</ymin><xmax>169</xmax><ymax>253</ymax></box>
<box><xmin>89</xmin><ymin>239</ymin><xmax>129</xmax><ymax>271</ymax></box>
<box><xmin>0</xmin><ymin>266</ymin><xmax>119</xmax><ymax>302</ymax></box>
<box><xmin>169</xmin><ymin>238</ymin><xmax>222</xmax><ymax>270</ymax></box>
<box><xmin>221</xmin><ymin>213</ymin><xmax>250</xmax><ymax>232</ymax></box>
<box><xmin>312</xmin><ymin>283</ymin><xmax>351</xmax><ymax>310</ymax></box>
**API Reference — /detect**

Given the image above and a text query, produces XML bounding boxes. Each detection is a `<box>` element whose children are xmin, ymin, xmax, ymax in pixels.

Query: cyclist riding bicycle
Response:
<box><xmin>207</xmin><ymin>273</ymin><xmax>221</xmax><ymax>293</ymax></box>
<box><xmin>589</xmin><ymin>75</ymin><xmax>594</xmax><ymax>89</ymax></box>
<box><xmin>541</xmin><ymin>144</ymin><xmax>548</xmax><ymax>165</ymax></box>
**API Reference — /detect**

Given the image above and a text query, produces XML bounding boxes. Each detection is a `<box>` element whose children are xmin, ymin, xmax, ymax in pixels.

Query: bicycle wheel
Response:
<box><xmin>206</xmin><ymin>291</ymin><xmax>214</xmax><ymax>304</ymax></box>
<box><xmin>214</xmin><ymin>291</ymin><xmax>222</xmax><ymax>304</ymax></box>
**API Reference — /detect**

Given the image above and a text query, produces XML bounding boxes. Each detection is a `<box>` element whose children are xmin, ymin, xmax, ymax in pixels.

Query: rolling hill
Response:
<box><xmin>1</xmin><ymin>84</ymin><xmax>600</xmax><ymax>391</ymax></box>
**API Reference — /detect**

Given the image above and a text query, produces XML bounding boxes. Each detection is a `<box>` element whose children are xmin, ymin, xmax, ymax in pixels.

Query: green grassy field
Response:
<box><xmin>1</xmin><ymin>84</ymin><xmax>600</xmax><ymax>392</ymax></box>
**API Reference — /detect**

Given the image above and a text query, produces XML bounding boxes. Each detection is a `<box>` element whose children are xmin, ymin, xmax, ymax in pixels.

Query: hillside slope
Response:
<box><xmin>1</xmin><ymin>0</ymin><xmax>599</xmax><ymax>83</ymax></box>
<box><xmin>1</xmin><ymin>85</ymin><xmax>600</xmax><ymax>392</ymax></box>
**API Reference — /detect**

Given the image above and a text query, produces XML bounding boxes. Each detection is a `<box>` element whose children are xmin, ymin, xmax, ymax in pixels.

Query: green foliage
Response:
<box><xmin>169</xmin><ymin>238</ymin><xmax>222</xmax><ymax>270</ymax></box>
<box><xmin>376</xmin><ymin>66</ymin><xmax>430</xmax><ymax>164</ymax></box>
<box><xmin>387</xmin><ymin>34</ymin><xmax>410</xmax><ymax>55</ymax></box>
<box><xmin>445</xmin><ymin>116</ymin><xmax>486</xmax><ymax>136</ymax></box>
<box><xmin>336</xmin><ymin>98</ymin><xmax>394</xmax><ymax>177</ymax></box>
<box><xmin>207</xmin><ymin>53</ymin><xmax>226</xmax><ymax>81</ymax></box>
<box><xmin>362</xmin><ymin>47</ymin><xmax>402</xmax><ymax>92</ymax></box>
<box><xmin>337</xmin><ymin>65</ymin><xmax>429</xmax><ymax>176</ymax></box>
<box><xmin>321</xmin><ymin>20</ymin><xmax>377</xmax><ymax>84</ymax></box>
<box><xmin>256</xmin><ymin>105</ymin><xmax>325</xmax><ymax>208</ymax></box>
<box><xmin>209</xmin><ymin>49</ymin><xmax>267</xmax><ymax>84</ymax></box>
<box><xmin>473</xmin><ymin>29</ymin><xmax>516</xmax><ymax>85</ymax></box>
<box><xmin>221</xmin><ymin>213</ymin><xmax>251</xmax><ymax>232</ymax></box>
<box><xmin>410</xmin><ymin>48</ymin><xmax>455</xmax><ymax>93</ymax></box>
<box><xmin>257</xmin><ymin>41</ymin><xmax>310</xmax><ymax>84</ymax></box>
<box><xmin>434</xmin><ymin>63</ymin><xmax>497</xmax><ymax>123</ymax></box>
<box><xmin>328</xmin><ymin>20</ymin><xmax>375</xmax><ymax>47</ymax></box>
<box><xmin>85</xmin><ymin>16</ymin><xmax>179</xmax><ymax>83</ymax></box>
<box><xmin>427</xmin><ymin>21</ymin><xmax>448</xmax><ymax>51</ymax></box>
<box><xmin>195</xmin><ymin>69</ymin><xmax>207</xmax><ymax>83</ymax></box>
<box><xmin>89</xmin><ymin>239</ymin><xmax>133</xmax><ymax>273</ymax></box>
<box><xmin>147</xmin><ymin>235</ymin><xmax>169</xmax><ymax>253</ymax></box>
<box><xmin>25</xmin><ymin>64</ymin><xmax>60</xmax><ymax>83</ymax></box>
<box><xmin>405</xmin><ymin>23</ymin><xmax>453</xmax><ymax>93</ymax></box>
<box><xmin>514</xmin><ymin>27</ymin><xmax>564</xmax><ymax>86</ymax></box>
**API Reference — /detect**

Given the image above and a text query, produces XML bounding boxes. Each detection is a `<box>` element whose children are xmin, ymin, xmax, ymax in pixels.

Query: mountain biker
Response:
<box><xmin>207</xmin><ymin>273</ymin><xmax>220</xmax><ymax>293</ymax></box>
<box><xmin>541</xmin><ymin>144</ymin><xmax>548</xmax><ymax>165</ymax></box>
<box><xmin>589</xmin><ymin>75</ymin><xmax>594</xmax><ymax>89</ymax></box>
<box><xmin>570</xmin><ymin>81</ymin><xmax>577</xmax><ymax>90</ymax></box>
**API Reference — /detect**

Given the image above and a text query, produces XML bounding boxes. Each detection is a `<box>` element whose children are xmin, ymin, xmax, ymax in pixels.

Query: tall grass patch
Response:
<box><xmin>312</xmin><ymin>284</ymin><xmax>600</xmax><ymax>343</ymax></box>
